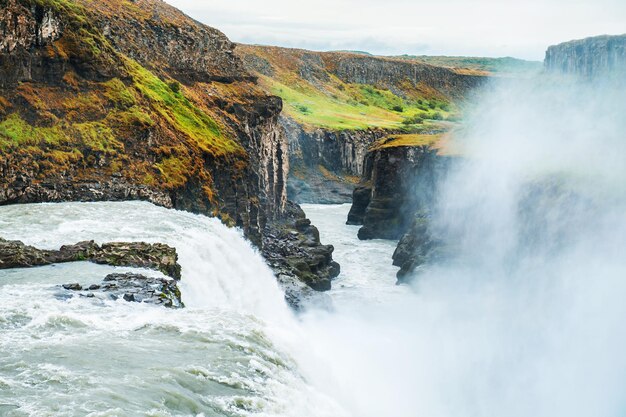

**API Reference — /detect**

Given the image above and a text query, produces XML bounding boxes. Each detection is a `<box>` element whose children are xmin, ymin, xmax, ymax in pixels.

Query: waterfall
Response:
<box><xmin>0</xmin><ymin>201</ymin><xmax>346</xmax><ymax>416</ymax></box>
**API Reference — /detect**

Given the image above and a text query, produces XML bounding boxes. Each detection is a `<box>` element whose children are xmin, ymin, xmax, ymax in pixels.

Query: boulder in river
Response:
<box><xmin>62</xmin><ymin>272</ymin><xmax>183</xmax><ymax>308</ymax></box>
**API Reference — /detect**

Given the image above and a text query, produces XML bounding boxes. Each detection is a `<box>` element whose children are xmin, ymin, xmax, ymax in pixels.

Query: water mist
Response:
<box><xmin>298</xmin><ymin>74</ymin><xmax>626</xmax><ymax>417</ymax></box>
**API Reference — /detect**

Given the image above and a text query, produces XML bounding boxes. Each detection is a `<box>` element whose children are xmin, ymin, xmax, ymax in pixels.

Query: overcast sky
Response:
<box><xmin>165</xmin><ymin>0</ymin><xmax>626</xmax><ymax>60</ymax></box>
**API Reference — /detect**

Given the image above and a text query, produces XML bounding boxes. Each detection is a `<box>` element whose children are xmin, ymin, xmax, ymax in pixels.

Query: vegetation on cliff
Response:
<box><xmin>393</xmin><ymin>55</ymin><xmax>542</xmax><ymax>76</ymax></box>
<box><xmin>0</xmin><ymin>0</ymin><xmax>270</xmax><ymax>212</ymax></box>
<box><xmin>370</xmin><ymin>134</ymin><xmax>443</xmax><ymax>150</ymax></box>
<box><xmin>237</xmin><ymin>45</ymin><xmax>480</xmax><ymax>131</ymax></box>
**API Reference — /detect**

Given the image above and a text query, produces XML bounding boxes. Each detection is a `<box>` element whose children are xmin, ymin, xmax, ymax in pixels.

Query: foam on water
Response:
<box><xmin>0</xmin><ymin>202</ymin><xmax>347</xmax><ymax>417</ymax></box>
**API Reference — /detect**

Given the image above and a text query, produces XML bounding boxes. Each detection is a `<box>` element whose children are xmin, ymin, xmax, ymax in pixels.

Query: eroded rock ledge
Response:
<box><xmin>0</xmin><ymin>238</ymin><xmax>181</xmax><ymax>280</ymax></box>
<box><xmin>1</xmin><ymin>238</ymin><xmax>184</xmax><ymax>308</ymax></box>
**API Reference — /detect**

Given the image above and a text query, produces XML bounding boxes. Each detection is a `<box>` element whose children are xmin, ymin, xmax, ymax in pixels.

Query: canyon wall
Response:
<box><xmin>545</xmin><ymin>34</ymin><xmax>626</xmax><ymax>78</ymax></box>
<box><xmin>328</xmin><ymin>54</ymin><xmax>485</xmax><ymax>99</ymax></box>
<box><xmin>283</xmin><ymin>116</ymin><xmax>392</xmax><ymax>203</ymax></box>
<box><xmin>347</xmin><ymin>144</ymin><xmax>450</xmax><ymax>240</ymax></box>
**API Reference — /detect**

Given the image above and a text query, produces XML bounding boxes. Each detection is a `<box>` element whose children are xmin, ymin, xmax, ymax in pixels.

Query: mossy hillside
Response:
<box><xmin>239</xmin><ymin>46</ymin><xmax>456</xmax><ymax>131</ymax></box>
<box><xmin>1</xmin><ymin>0</ymin><xmax>246</xmax><ymax>194</ymax></box>
<box><xmin>125</xmin><ymin>58</ymin><xmax>242</xmax><ymax>157</ymax></box>
<box><xmin>370</xmin><ymin>133</ymin><xmax>462</xmax><ymax>156</ymax></box>
<box><xmin>262</xmin><ymin>75</ymin><xmax>454</xmax><ymax>130</ymax></box>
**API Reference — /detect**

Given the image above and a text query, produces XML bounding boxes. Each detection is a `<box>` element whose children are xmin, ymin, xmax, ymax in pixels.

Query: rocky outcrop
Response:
<box><xmin>61</xmin><ymin>272</ymin><xmax>183</xmax><ymax>308</ymax></box>
<box><xmin>392</xmin><ymin>212</ymin><xmax>450</xmax><ymax>282</ymax></box>
<box><xmin>545</xmin><ymin>34</ymin><xmax>626</xmax><ymax>78</ymax></box>
<box><xmin>284</xmin><ymin>116</ymin><xmax>392</xmax><ymax>203</ymax></box>
<box><xmin>2</xmin><ymin>237</ymin><xmax>184</xmax><ymax>307</ymax></box>
<box><xmin>348</xmin><ymin>144</ymin><xmax>449</xmax><ymax>240</ymax></box>
<box><xmin>0</xmin><ymin>238</ymin><xmax>182</xmax><ymax>279</ymax></box>
<box><xmin>262</xmin><ymin>202</ymin><xmax>340</xmax><ymax>296</ymax></box>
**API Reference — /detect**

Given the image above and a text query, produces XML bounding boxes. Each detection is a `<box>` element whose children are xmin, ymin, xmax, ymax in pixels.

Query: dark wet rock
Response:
<box><xmin>350</xmin><ymin>145</ymin><xmax>450</xmax><ymax>240</ymax></box>
<box><xmin>63</xmin><ymin>272</ymin><xmax>183</xmax><ymax>309</ymax></box>
<box><xmin>0</xmin><ymin>238</ymin><xmax>181</xmax><ymax>280</ymax></box>
<box><xmin>262</xmin><ymin>202</ymin><xmax>340</xmax><ymax>301</ymax></box>
<box><xmin>0</xmin><ymin>238</ymin><xmax>51</xmax><ymax>268</ymax></box>
<box><xmin>92</xmin><ymin>242</ymin><xmax>181</xmax><ymax>281</ymax></box>
<box><xmin>62</xmin><ymin>283</ymin><xmax>82</xmax><ymax>291</ymax></box>
<box><xmin>392</xmin><ymin>212</ymin><xmax>450</xmax><ymax>283</ymax></box>
<box><xmin>346</xmin><ymin>186</ymin><xmax>372</xmax><ymax>225</ymax></box>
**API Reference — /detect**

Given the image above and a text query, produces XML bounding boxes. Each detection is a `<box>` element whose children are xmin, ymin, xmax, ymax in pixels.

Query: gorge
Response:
<box><xmin>1</xmin><ymin>0</ymin><xmax>625</xmax><ymax>416</ymax></box>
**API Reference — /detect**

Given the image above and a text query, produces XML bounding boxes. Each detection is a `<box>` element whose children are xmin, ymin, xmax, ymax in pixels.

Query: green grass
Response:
<box><xmin>155</xmin><ymin>154</ymin><xmax>192</xmax><ymax>188</ymax></box>
<box><xmin>395</xmin><ymin>55</ymin><xmax>543</xmax><ymax>75</ymax></box>
<box><xmin>370</xmin><ymin>134</ymin><xmax>443</xmax><ymax>150</ymax></box>
<box><xmin>263</xmin><ymin>75</ymin><xmax>453</xmax><ymax>130</ymax></box>
<box><xmin>0</xmin><ymin>113</ymin><xmax>122</xmax><ymax>152</ymax></box>
<box><xmin>126</xmin><ymin>59</ymin><xmax>242</xmax><ymax>157</ymax></box>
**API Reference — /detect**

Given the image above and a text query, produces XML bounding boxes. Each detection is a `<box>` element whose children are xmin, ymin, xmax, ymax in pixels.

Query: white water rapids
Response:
<box><xmin>0</xmin><ymin>202</ymin><xmax>344</xmax><ymax>417</ymax></box>
<box><xmin>1</xmin><ymin>76</ymin><xmax>625</xmax><ymax>417</ymax></box>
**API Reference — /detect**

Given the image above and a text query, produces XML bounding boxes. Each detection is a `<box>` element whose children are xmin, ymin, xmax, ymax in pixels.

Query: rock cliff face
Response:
<box><xmin>284</xmin><ymin>116</ymin><xmax>392</xmax><ymax>203</ymax></box>
<box><xmin>238</xmin><ymin>45</ymin><xmax>485</xmax><ymax>205</ymax></box>
<box><xmin>0</xmin><ymin>0</ymin><xmax>337</xmax><ymax>298</ymax></box>
<box><xmin>347</xmin><ymin>144</ymin><xmax>449</xmax><ymax>240</ymax></box>
<box><xmin>329</xmin><ymin>55</ymin><xmax>485</xmax><ymax>99</ymax></box>
<box><xmin>545</xmin><ymin>34</ymin><xmax>626</xmax><ymax>78</ymax></box>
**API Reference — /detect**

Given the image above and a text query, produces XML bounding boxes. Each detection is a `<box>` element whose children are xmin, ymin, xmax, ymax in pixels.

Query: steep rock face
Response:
<box><xmin>347</xmin><ymin>144</ymin><xmax>449</xmax><ymax>240</ymax></box>
<box><xmin>329</xmin><ymin>55</ymin><xmax>485</xmax><ymax>99</ymax></box>
<box><xmin>545</xmin><ymin>34</ymin><xmax>626</xmax><ymax>78</ymax></box>
<box><xmin>92</xmin><ymin>0</ymin><xmax>252</xmax><ymax>84</ymax></box>
<box><xmin>283</xmin><ymin>116</ymin><xmax>391</xmax><ymax>203</ymax></box>
<box><xmin>0</xmin><ymin>0</ymin><xmax>64</xmax><ymax>88</ymax></box>
<box><xmin>0</xmin><ymin>0</ymin><xmax>336</xmax><ymax>296</ymax></box>
<box><xmin>392</xmin><ymin>212</ymin><xmax>450</xmax><ymax>282</ymax></box>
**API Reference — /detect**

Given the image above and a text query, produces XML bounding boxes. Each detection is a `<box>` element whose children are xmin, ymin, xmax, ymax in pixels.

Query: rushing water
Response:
<box><xmin>0</xmin><ymin>202</ymin><xmax>351</xmax><ymax>417</ymax></box>
<box><xmin>300</xmin><ymin>204</ymin><xmax>409</xmax><ymax>309</ymax></box>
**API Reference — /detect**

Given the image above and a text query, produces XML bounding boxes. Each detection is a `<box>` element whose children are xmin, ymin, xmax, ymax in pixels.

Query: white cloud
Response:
<box><xmin>165</xmin><ymin>0</ymin><xmax>626</xmax><ymax>60</ymax></box>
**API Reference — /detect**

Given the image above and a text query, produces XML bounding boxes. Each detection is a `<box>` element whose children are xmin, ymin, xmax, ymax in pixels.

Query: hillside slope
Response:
<box><xmin>238</xmin><ymin>44</ymin><xmax>486</xmax><ymax>131</ymax></box>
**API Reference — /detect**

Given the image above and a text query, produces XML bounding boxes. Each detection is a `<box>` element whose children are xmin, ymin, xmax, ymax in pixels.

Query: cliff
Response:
<box><xmin>238</xmin><ymin>44</ymin><xmax>484</xmax><ymax>203</ymax></box>
<box><xmin>0</xmin><ymin>0</ymin><xmax>337</xmax><ymax>300</ymax></box>
<box><xmin>347</xmin><ymin>134</ymin><xmax>450</xmax><ymax>240</ymax></box>
<box><xmin>545</xmin><ymin>34</ymin><xmax>626</xmax><ymax>78</ymax></box>
<box><xmin>284</xmin><ymin>116</ymin><xmax>393</xmax><ymax>203</ymax></box>
<box><xmin>237</xmin><ymin>44</ymin><xmax>485</xmax><ymax>131</ymax></box>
